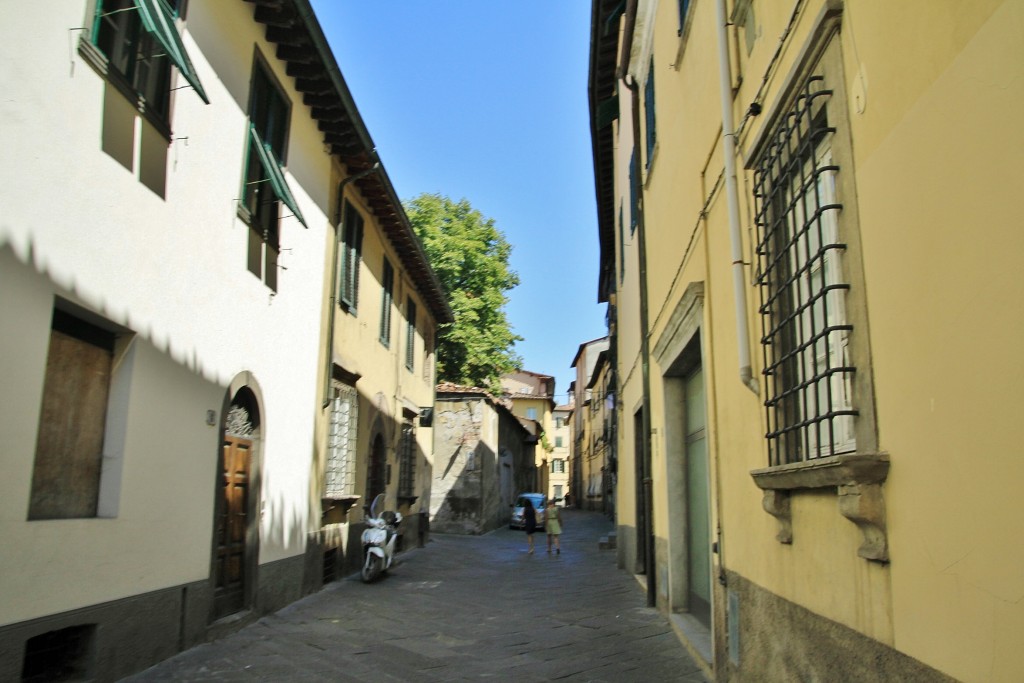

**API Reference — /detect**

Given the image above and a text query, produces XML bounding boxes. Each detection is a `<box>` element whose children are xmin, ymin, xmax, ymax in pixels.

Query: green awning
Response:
<box><xmin>134</xmin><ymin>0</ymin><xmax>209</xmax><ymax>104</ymax></box>
<box><xmin>250</xmin><ymin>124</ymin><xmax>308</xmax><ymax>228</ymax></box>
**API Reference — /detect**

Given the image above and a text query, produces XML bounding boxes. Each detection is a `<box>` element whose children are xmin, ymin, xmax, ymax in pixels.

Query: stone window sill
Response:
<box><xmin>321</xmin><ymin>496</ymin><xmax>360</xmax><ymax>513</ymax></box>
<box><xmin>750</xmin><ymin>452</ymin><xmax>890</xmax><ymax>562</ymax></box>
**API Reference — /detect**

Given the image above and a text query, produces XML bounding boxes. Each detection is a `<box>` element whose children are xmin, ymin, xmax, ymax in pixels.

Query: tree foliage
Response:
<box><xmin>405</xmin><ymin>193</ymin><xmax>522</xmax><ymax>391</ymax></box>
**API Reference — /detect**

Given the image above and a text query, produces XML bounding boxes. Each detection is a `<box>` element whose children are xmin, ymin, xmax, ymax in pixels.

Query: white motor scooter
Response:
<box><xmin>360</xmin><ymin>493</ymin><xmax>402</xmax><ymax>582</ymax></box>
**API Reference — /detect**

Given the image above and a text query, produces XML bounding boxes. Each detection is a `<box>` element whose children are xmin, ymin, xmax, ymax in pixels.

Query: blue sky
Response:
<box><xmin>308</xmin><ymin>1</ymin><xmax>607</xmax><ymax>403</ymax></box>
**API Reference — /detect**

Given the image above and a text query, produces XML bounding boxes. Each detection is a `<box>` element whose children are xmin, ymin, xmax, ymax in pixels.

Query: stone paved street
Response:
<box><xmin>124</xmin><ymin>510</ymin><xmax>708</xmax><ymax>682</ymax></box>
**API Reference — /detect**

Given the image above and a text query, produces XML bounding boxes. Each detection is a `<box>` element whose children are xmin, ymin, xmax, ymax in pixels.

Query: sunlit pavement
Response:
<box><xmin>124</xmin><ymin>510</ymin><xmax>708</xmax><ymax>682</ymax></box>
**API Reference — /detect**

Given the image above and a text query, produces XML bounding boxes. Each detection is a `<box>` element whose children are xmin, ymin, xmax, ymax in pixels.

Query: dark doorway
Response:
<box><xmin>634</xmin><ymin>409</ymin><xmax>648</xmax><ymax>575</ymax></box>
<box><xmin>366</xmin><ymin>433</ymin><xmax>386</xmax><ymax>503</ymax></box>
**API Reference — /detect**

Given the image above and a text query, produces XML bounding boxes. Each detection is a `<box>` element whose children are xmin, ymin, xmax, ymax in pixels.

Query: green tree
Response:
<box><xmin>405</xmin><ymin>193</ymin><xmax>522</xmax><ymax>391</ymax></box>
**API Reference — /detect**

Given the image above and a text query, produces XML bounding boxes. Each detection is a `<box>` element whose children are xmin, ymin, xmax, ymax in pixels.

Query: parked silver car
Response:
<box><xmin>509</xmin><ymin>493</ymin><xmax>546</xmax><ymax>531</ymax></box>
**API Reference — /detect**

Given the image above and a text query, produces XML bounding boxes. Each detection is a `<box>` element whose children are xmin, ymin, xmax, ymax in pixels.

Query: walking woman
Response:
<box><xmin>545</xmin><ymin>499</ymin><xmax>562</xmax><ymax>554</ymax></box>
<box><xmin>523</xmin><ymin>498</ymin><xmax>537</xmax><ymax>554</ymax></box>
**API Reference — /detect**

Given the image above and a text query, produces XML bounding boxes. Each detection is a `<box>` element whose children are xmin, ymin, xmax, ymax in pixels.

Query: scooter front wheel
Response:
<box><xmin>361</xmin><ymin>553</ymin><xmax>383</xmax><ymax>582</ymax></box>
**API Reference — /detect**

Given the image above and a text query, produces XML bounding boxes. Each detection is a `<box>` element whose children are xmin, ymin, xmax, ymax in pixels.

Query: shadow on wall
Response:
<box><xmin>431</xmin><ymin>441</ymin><xmax>503</xmax><ymax>535</ymax></box>
<box><xmin>0</xmin><ymin>239</ymin><xmax>232</xmax><ymax>387</ymax></box>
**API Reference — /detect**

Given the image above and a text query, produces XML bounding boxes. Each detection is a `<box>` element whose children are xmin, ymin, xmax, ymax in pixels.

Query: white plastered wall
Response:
<box><xmin>0</xmin><ymin>0</ymin><xmax>329</xmax><ymax>623</ymax></box>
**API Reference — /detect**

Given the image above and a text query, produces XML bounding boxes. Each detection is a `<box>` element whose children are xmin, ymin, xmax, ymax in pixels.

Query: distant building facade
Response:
<box><xmin>430</xmin><ymin>384</ymin><xmax>535</xmax><ymax>534</ymax></box>
<box><xmin>569</xmin><ymin>338</ymin><xmax>610</xmax><ymax>512</ymax></box>
<box><xmin>500</xmin><ymin>370</ymin><xmax>557</xmax><ymax>493</ymax></box>
<box><xmin>549</xmin><ymin>404</ymin><xmax>573</xmax><ymax>503</ymax></box>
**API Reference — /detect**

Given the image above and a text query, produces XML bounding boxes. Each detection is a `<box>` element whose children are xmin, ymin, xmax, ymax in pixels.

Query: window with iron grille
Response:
<box><xmin>754</xmin><ymin>72</ymin><xmax>856</xmax><ymax>467</ymax></box>
<box><xmin>325</xmin><ymin>382</ymin><xmax>357</xmax><ymax>499</ymax></box>
<box><xmin>398</xmin><ymin>421</ymin><xmax>415</xmax><ymax>498</ymax></box>
<box><xmin>551</xmin><ymin>459</ymin><xmax>565</xmax><ymax>473</ymax></box>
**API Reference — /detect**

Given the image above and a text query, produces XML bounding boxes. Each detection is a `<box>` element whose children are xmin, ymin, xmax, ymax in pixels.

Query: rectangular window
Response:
<box><xmin>422</xmin><ymin>327</ymin><xmax>434</xmax><ymax>383</ymax></box>
<box><xmin>398</xmin><ymin>420</ymin><xmax>415</xmax><ymax>498</ymax></box>
<box><xmin>339</xmin><ymin>200</ymin><xmax>364</xmax><ymax>312</ymax></box>
<box><xmin>325</xmin><ymin>382</ymin><xmax>358</xmax><ymax>499</ymax></box>
<box><xmin>754</xmin><ymin>73</ymin><xmax>856</xmax><ymax>466</ymax></box>
<box><xmin>90</xmin><ymin>0</ymin><xmax>207</xmax><ymax>121</ymax></box>
<box><xmin>555</xmin><ymin>417</ymin><xmax>564</xmax><ymax>429</ymax></box>
<box><xmin>526</xmin><ymin>407</ymin><xmax>537</xmax><ymax>421</ymax></box>
<box><xmin>618</xmin><ymin>201</ymin><xmax>626</xmax><ymax>283</ymax></box>
<box><xmin>94</xmin><ymin>0</ymin><xmax>175</xmax><ymax>119</ymax></box>
<box><xmin>405</xmin><ymin>298</ymin><xmax>417</xmax><ymax>371</ymax></box>
<box><xmin>241</xmin><ymin>59</ymin><xmax>291</xmax><ymax>291</ymax></box>
<box><xmin>379</xmin><ymin>258</ymin><xmax>394</xmax><ymax>347</ymax></box>
<box><xmin>29</xmin><ymin>310</ymin><xmax>116</xmax><ymax>519</ymax></box>
<box><xmin>555</xmin><ymin>436</ymin><xmax>564</xmax><ymax>448</ymax></box>
<box><xmin>644</xmin><ymin>57</ymin><xmax>657</xmax><ymax>169</ymax></box>
<box><xmin>551</xmin><ymin>459</ymin><xmax>565</xmax><ymax>473</ymax></box>
<box><xmin>677</xmin><ymin>0</ymin><xmax>692</xmax><ymax>35</ymax></box>
<box><xmin>629</xmin><ymin>151</ymin><xmax>638</xmax><ymax>235</ymax></box>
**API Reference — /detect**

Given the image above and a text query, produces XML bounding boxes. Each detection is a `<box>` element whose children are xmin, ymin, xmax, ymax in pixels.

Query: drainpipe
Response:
<box><xmin>618</xmin><ymin>0</ymin><xmax>656</xmax><ymax>610</ymax></box>
<box><xmin>624</xmin><ymin>73</ymin><xmax>657</xmax><ymax>610</ymax></box>
<box><xmin>322</xmin><ymin>162</ymin><xmax>380</xmax><ymax>410</ymax></box>
<box><xmin>715</xmin><ymin>0</ymin><xmax>760</xmax><ymax>395</ymax></box>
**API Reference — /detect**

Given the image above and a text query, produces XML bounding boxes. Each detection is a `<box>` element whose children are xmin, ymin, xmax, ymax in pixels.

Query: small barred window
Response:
<box><xmin>325</xmin><ymin>383</ymin><xmax>357</xmax><ymax>498</ymax></box>
<box><xmin>398</xmin><ymin>421</ymin><xmax>415</xmax><ymax>498</ymax></box>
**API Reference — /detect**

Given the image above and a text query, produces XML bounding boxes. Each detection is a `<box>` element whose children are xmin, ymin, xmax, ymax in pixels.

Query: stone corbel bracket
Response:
<box><xmin>751</xmin><ymin>453</ymin><xmax>890</xmax><ymax>563</ymax></box>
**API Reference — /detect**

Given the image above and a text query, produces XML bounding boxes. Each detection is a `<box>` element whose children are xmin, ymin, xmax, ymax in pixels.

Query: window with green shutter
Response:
<box><xmin>90</xmin><ymin>0</ymin><xmax>208</xmax><ymax>127</ymax></box>
<box><xmin>379</xmin><ymin>258</ymin><xmax>394</xmax><ymax>347</ymax></box>
<box><xmin>339</xmin><ymin>201</ymin><xmax>364</xmax><ymax>312</ymax></box>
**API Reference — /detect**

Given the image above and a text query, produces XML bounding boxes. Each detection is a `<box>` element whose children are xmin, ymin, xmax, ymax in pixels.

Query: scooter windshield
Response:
<box><xmin>369</xmin><ymin>492</ymin><xmax>385</xmax><ymax>519</ymax></box>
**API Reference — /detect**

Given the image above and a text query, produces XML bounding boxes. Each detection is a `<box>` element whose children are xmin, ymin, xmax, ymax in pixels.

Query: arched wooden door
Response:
<box><xmin>213</xmin><ymin>398</ymin><xmax>256</xmax><ymax>619</ymax></box>
<box><xmin>214</xmin><ymin>435</ymin><xmax>249</xmax><ymax>617</ymax></box>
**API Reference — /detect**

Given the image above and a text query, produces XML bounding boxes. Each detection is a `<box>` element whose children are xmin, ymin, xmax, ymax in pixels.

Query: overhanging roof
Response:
<box><xmin>245</xmin><ymin>0</ymin><xmax>453</xmax><ymax>324</ymax></box>
<box><xmin>588</xmin><ymin>0</ymin><xmax>625</xmax><ymax>303</ymax></box>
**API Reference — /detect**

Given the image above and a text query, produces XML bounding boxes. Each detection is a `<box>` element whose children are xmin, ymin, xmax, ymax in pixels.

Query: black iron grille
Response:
<box><xmin>753</xmin><ymin>75</ymin><xmax>857</xmax><ymax>467</ymax></box>
<box><xmin>398</xmin><ymin>422</ymin><xmax>415</xmax><ymax>498</ymax></box>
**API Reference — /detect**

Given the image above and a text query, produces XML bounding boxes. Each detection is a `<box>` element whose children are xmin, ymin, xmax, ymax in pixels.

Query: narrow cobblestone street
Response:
<box><xmin>124</xmin><ymin>510</ymin><xmax>708</xmax><ymax>682</ymax></box>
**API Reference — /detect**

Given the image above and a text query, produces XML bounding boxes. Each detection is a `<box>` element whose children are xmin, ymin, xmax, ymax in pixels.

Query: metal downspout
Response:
<box><xmin>616</xmin><ymin>0</ymin><xmax>655</xmax><ymax>610</ymax></box>
<box><xmin>624</xmin><ymin>73</ymin><xmax>657</xmax><ymax>610</ymax></box>
<box><xmin>322</xmin><ymin>162</ymin><xmax>380</xmax><ymax>410</ymax></box>
<box><xmin>715</xmin><ymin>0</ymin><xmax>760</xmax><ymax>395</ymax></box>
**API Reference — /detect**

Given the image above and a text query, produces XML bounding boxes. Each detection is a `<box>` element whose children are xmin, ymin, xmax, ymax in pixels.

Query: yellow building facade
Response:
<box><xmin>569</xmin><ymin>338</ymin><xmax>611</xmax><ymax>511</ymax></box>
<box><xmin>501</xmin><ymin>370</ymin><xmax>558</xmax><ymax>493</ymax></box>
<box><xmin>590</xmin><ymin>0</ymin><xmax>1023</xmax><ymax>681</ymax></box>
<box><xmin>312</xmin><ymin>136</ymin><xmax>452</xmax><ymax>579</ymax></box>
<box><xmin>549</xmin><ymin>404</ymin><xmax>573</xmax><ymax>503</ymax></box>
